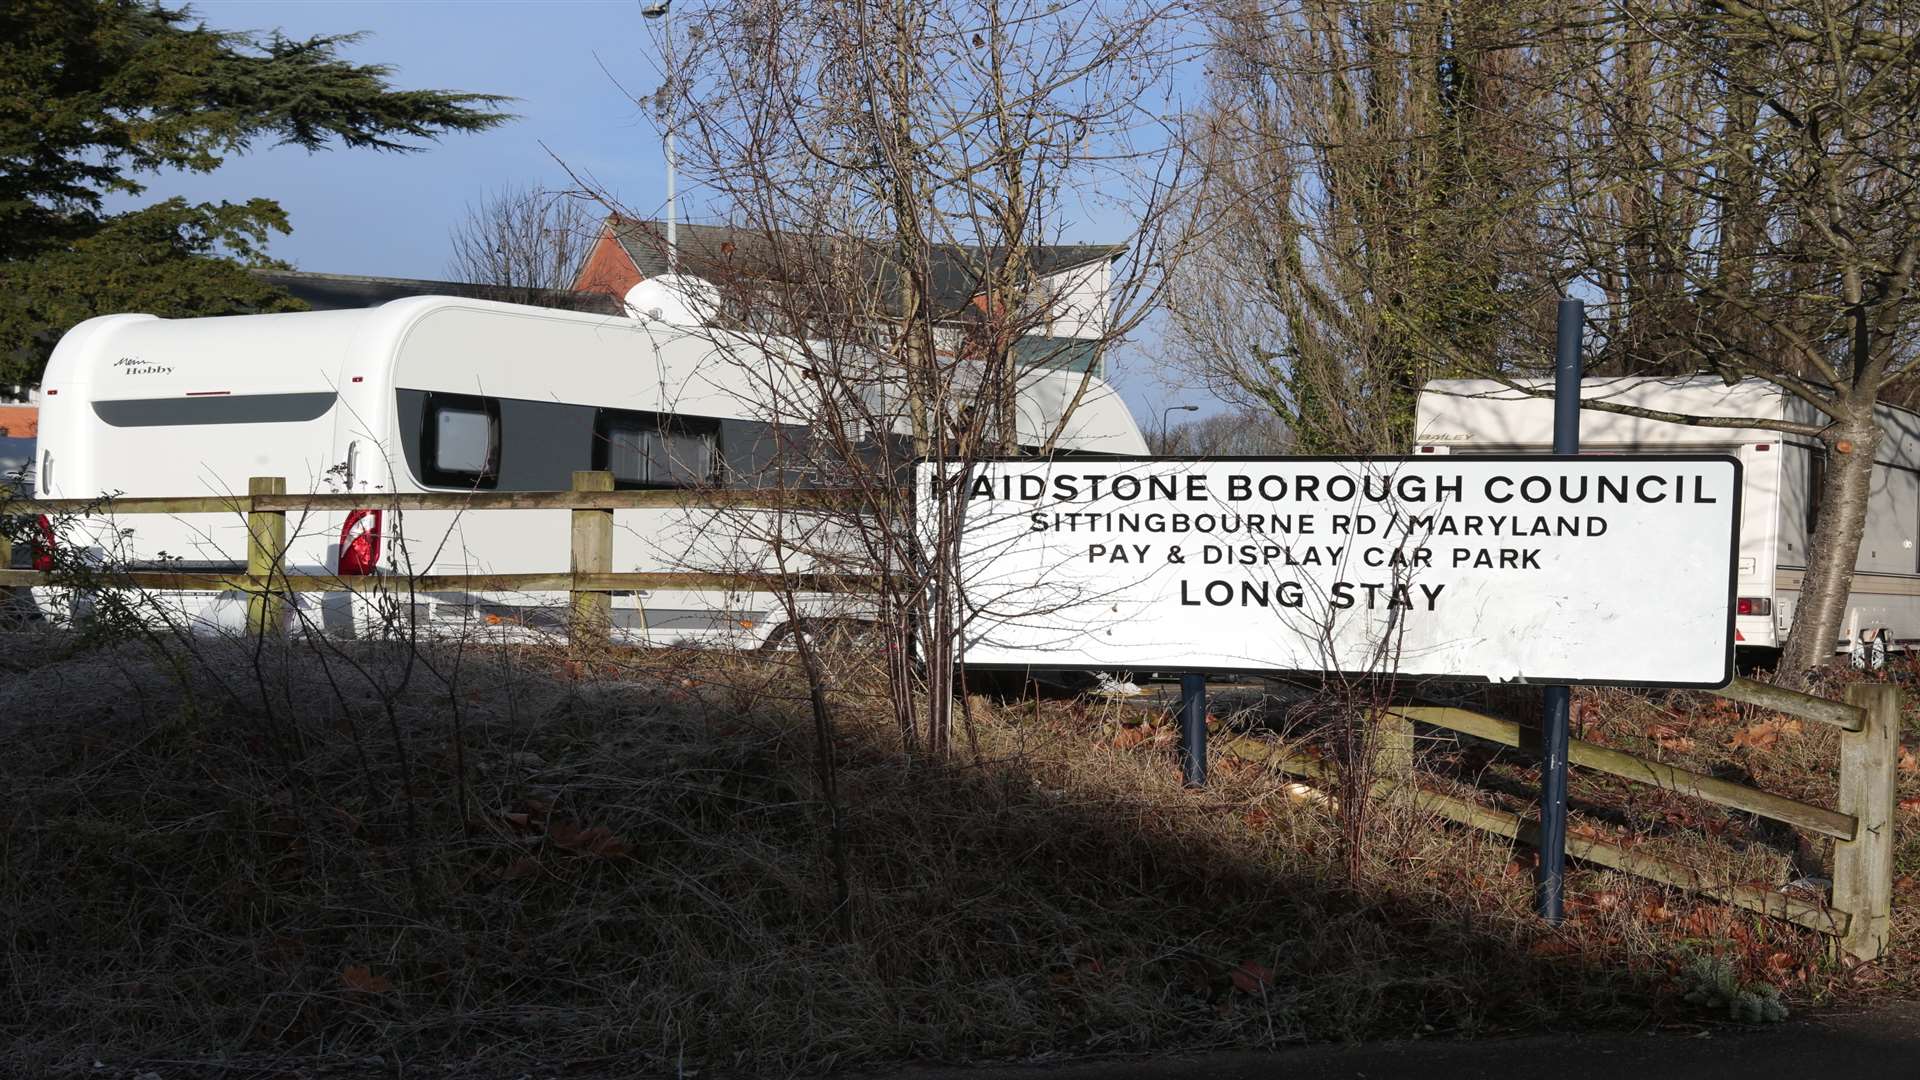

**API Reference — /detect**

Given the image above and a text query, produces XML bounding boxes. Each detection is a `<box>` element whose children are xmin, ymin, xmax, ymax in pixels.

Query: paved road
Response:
<box><xmin>869</xmin><ymin>1002</ymin><xmax>1920</xmax><ymax>1080</ymax></box>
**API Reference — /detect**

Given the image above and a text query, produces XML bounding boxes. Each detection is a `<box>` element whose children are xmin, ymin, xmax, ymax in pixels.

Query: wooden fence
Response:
<box><xmin>2</xmin><ymin>472</ymin><xmax>1903</xmax><ymax>960</ymax></box>
<box><xmin>0</xmin><ymin>471</ymin><xmax>879</xmax><ymax>641</ymax></box>
<box><xmin>1224</xmin><ymin>676</ymin><xmax>1900</xmax><ymax>961</ymax></box>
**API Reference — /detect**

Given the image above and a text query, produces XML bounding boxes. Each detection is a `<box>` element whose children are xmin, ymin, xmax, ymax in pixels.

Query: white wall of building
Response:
<box><xmin>1036</xmin><ymin>259</ymin><xmax>1111</xmax><ymax>340</ymax></box>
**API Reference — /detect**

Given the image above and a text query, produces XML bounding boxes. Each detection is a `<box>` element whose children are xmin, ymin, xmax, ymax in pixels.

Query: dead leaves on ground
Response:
<box><xmin>1643</xmin><ymin>711</ymin><xmax>1816</xmax><ymax>758</ymax></box>
<box><xmin>549</xmin><ymin>821</ymin><xmax>632</xmax><ymax>858</ymax></box>
<box><xmin>1229</xmin><ymin>959</ymin><xmax>1275</xmax><ymax>993</ymax></box>
<box><xmin>1647</xmin><ymin>724</ymin><xmax>1697</xmax><ymax>754</ymax></box>
<box><xmin>492</xmin><ymin>797</ymin><xmax>634</xmax><ymax>877</ymax></box>
<box><xmin>496</xmin><ymin>795</ymin><xmax>554</xmax><ymax>834</ymax></box>
<box><xmin>1727</xmin><ymin>718</ymin><xmax>1803</xmax><ymax>752</ymax></box>
<box><xmin>1505</xmin><ymin>878</ymin><xmax>1826</xmax><ymax>992</ymax></box>
<box><xmin>340</xmin><ymin>965</ymin><xmax>393</xmax><ymax>994</ymax></box>
<box><xmin>1527</xmin><ymin>934</ymin><xmax>1581</xmax><ymax>958</ymax></box>
<box><xmin>500</xmin><ymin>855</ymin><xmax>542</xmax><ymax>881</ymax></box>
<box><xmin>1110</xmin><ymin>717</ymin><xmax>1179</xmax><ymax>752</ymax></box>
<box><xmin>1047</xmin><ymin>956</ymin><xmax>1109</xmax><ymax>991</ymax></box>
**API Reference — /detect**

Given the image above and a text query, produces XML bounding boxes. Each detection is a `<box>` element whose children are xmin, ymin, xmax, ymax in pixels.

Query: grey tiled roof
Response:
<box><xmin>606</xmin><ymin>219</ymin><xmax>1124</xmax><ymax>319</ymax></box>
<box><xmin>252</xmin><ymin>270</ymin><xmax>624</xmax><ymax>315</ymax></box>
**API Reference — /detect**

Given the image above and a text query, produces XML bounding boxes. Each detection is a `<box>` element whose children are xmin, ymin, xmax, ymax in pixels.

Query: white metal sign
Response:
<box><xmin>923</xmin><ymin>455</ymin><xmax>1741</xmax><ymax>687</ymax></box>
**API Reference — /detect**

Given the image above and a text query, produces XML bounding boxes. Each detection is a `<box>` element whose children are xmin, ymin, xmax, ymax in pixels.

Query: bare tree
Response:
<box><xmin>1503</xmin><ymin>1</ymin><xmax>1920</xmax><ymax>678</ymax></box>
<box><xmin>586</xmin><ymin>0</ymin><xmax>1186</xmax><ymax>760</ymax></box>
<box><xmin>1167</xmin><ymin>0</ymin><xmax>1562</xmax><ymax>454</ymax></box>
<box><xmin>1182</xmin><ymin>0</ymin><xmax>1920</xmax><ymax>678</ymax></box>
<box><xmin>1147</xmin><ymin>407</ymin><xmax>1293</xmax><ymax>455</ymax></box>
<box><xmin>446</xmin><ymin>182</ymin><xmax>594</xmax><ymax>302</ymax></box>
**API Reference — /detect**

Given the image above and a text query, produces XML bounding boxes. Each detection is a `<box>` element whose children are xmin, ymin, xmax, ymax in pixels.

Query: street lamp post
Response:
<box><xmin>641</xmin><ymin>1</ymin><xmax>678</xmax><ymax>274</ymax></box>
<box><xmin>1161</xmin><ymin>404</ymin><xmax>1199</xmax><ymax>452</ymax></box>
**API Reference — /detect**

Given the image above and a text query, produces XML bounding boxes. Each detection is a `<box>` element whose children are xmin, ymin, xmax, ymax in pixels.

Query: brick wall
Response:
<box><xmin>572</xmin><ymin>226</ymin><xmax>643</xmax><ymax>300</ymax></box>
<box><xmin>0</xmin><ymin>405</ymin><xmax>37</xmax><ymax>438</ymax></box>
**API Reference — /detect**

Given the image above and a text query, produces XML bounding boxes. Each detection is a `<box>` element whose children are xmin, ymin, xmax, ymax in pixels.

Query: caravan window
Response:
<box><xmin>596</xmin><ymin>410</ymin><xmax>715</xmax><ymax>487</ymax></box>
<box><xmin>421</xmin><ymin>393</ymin><xmax>500</xmax><ymax>487</ymax></box>
<box><xmin>91</xmin><ymin>392</ymin><xmax>337</xmax><ymax>427</ymax></box>
<box><xmin>436</xmin><ymin>407</ymin><xmax>491</xmax><ymax>472</ymax></box>
<box><xmin>1807</xmin><ymin>448</ymin><xmax>1826</xmax><ymax>537</ymax></box>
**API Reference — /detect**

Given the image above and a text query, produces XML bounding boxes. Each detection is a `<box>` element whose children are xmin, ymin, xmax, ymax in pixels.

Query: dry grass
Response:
<box><xmin>0</xmin><ymin>627</ymin><xmax>1911</xmax><ymax>1077</ymax></box>
<box><xmin>1570</xmin><ymin>667</ymin><xmax>1920</xmax><ymax>996</ymax></box>
<box><xmin>1398</xmin><ymin>667</ymin><xmax>1920</xmax><ymax>997</ymax></box>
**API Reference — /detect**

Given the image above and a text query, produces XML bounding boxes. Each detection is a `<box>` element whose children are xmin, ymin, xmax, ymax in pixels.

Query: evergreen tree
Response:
<box><xmin>0</xmin><ymin>0</ymin><xmax>511</xmax><ymax>385</ymax></box>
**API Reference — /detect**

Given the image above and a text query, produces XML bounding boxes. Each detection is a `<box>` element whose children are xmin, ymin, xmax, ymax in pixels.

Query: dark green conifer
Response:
<box><xmin>0</xmin><ymin>1</ymin><xmax>512</xmax><ymax>384</ymax></box>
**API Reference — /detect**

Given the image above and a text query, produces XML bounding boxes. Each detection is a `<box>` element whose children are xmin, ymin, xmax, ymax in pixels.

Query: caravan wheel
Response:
<box><xmin>756</xmin><ymin>617</ymin><xmax>882</xmax><ymax>657</ymax></box>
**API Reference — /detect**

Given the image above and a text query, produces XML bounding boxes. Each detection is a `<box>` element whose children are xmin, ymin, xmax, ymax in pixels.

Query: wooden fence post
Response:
<box><xmin>1835</xmin><ymin>683</ymin><xmax>1900</xmax><ymax>961</ymax></box>
<box><xmin>245</xmin><ymin>476</ymin><xmax>288</xmax><ymax>636</ymax></box>
<box><xmin>570</xmin><ymin>470</ymin><xmax>614</xmax><ymax>650</ymax></box>
<box><xmin>1372</xmin><ymin>710</ymin><xmax>1415</xmax><ymax>780</ymax></box>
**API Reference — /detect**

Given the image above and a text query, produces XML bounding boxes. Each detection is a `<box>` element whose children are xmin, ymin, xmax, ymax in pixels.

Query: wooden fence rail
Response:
<box><xmin>1229</xmin><ymin>678</ymin><xmax>1901</xmax><ymax>961</ymax></box>
<box><xmin>3</xmin><ymin>473</ymin><xmax>1902</xmax><ymax>960</ymax></box>
<box><xmin>12</xmin><ymin>486</ymin><xmax>877</xmax><ymax>516</ymax></box>
<box><xmin>1222</xmin><ymin>738</ymin><xmax>1845</xmax><ymax>935</ymax></box>
<box><xmin>0</xmin><ymin>471</ymin><xmax>882</xmax><ymax>642</ymax></box>
<box><xmin>1385</xmin><ymin>704</ymin><xmax>1857</xmax><ymax>840</ymax></box>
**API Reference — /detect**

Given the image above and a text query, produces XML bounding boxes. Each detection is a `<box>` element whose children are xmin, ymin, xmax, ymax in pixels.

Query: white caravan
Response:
<box><xmin>1416</xmin><ymin>377</ymin><xmax>1920</xmax><ymax>660</ymax></box>
<box><xmin>32</xmin><ymin>296</ymin><xmax>1146</xmax><ymax>644</ymax></box>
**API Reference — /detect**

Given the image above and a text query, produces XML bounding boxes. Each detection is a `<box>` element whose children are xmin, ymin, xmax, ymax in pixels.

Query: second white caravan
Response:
<box><xmin>32</xmin><ymin>296</ymin><xmax>1148</xmax><ymax>644</ymax></box>
<box><xmin>1416</xmin><ymin>376</ymin><xmax>1920</xmax><ymax>661</ymax></box>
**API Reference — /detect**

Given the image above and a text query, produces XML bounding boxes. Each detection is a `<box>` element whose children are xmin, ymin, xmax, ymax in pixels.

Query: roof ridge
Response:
<box><xmin>607</xmin><ymin>216</ymin><xmax>1124</xmax><ymax>256</ymax></box>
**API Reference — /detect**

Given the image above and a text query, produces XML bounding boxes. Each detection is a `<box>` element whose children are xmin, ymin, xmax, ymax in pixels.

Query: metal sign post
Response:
<box><xmin>1538</xmin><ymin>297</ymin><xmax>1585</xmax><ymax>924</ymax></box>
<box><xmin>1179</xmin><ymin>673</ymin><xmax>1207</xmax><ymax>787</ymax></box>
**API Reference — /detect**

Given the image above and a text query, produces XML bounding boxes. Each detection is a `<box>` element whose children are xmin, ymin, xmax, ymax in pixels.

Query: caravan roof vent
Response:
<box><xmin>623</xmin><ymin>274</ymin><xmax>721</xmax><ymax>326</ymax></box>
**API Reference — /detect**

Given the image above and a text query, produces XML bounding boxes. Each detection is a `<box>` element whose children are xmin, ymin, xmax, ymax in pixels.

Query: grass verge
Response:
<box><xmin>0</xmin><ymin>630</ymin><xmax>1912</xmax><ymax>1076</ymax></box>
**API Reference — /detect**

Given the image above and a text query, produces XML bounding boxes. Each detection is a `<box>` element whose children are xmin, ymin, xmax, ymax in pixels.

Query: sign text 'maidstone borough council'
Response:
<box><xmin>967</xmin><ymin>466</ymin><xmax>1724</xmax><ymax>611</ymax></box>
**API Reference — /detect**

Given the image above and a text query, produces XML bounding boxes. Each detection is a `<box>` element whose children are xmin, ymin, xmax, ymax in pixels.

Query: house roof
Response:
<box><xmin>604</xmin><ymin>219</ymin><xmax>1125</xmax><ymax>318</ymax></box>
<box><xmin>252</xmin><ymin>270</ymin><xmax>624</xmax><ymax>315</ymax></box>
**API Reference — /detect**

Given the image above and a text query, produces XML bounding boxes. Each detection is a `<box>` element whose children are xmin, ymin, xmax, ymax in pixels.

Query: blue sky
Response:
<box><xmin>142</xmin><ymin>1</ymin><xmax>670</xmax><ymax>277</ymax></box>
<box><xmin>128</xmin><ymin>1</ymin><xmax>1203</xmax><ymax>421</ymax></box>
